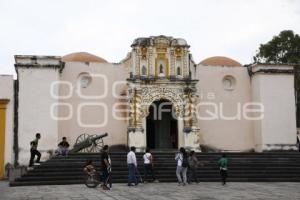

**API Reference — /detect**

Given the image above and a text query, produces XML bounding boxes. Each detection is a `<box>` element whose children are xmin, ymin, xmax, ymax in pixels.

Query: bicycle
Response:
<box><xmin>85</xmin><ymin>172</ymin><xmax>101</xmax><ymax>188</ymax></box>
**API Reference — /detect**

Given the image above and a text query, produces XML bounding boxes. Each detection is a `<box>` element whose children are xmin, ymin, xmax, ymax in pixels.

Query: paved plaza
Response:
<box><xmin>1</xmin><ymin>181</ymin><xmax>300</xmax><ymax>200</ymax></box>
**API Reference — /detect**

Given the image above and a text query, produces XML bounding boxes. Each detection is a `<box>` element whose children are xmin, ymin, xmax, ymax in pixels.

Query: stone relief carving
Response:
<box><xmin>139</xmin><ymin>87</ymin><xmax>185</xmax><ymax>118</ymax></box>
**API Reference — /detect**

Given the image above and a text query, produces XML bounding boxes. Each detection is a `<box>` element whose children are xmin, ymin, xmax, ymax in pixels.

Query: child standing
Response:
<box><xmin>218</xmin><ymin>154</ymin><xmax>228</xmax><ymax>185</ymax></box>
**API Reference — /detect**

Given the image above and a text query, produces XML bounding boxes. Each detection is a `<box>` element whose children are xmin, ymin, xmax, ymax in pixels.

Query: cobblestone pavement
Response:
<box><xmin>1</xmin><ymin>181</ymin><xmax>300</xmax><ymax>200</ymax></box>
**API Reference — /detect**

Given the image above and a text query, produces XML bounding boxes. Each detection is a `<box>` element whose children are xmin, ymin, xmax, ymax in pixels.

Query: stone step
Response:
<box><xmin>11</xmin><ymin>152</ymin><xmax>300</xmax><ymax>186</ymax></box>
<box><xmin>23</xmin><ymin>169</ymin><xmax>300</xmax><ymax>176</ymax></box>
<box><xmin>10</xmin><ymin>177</ymin><xmax>300</xmax><ymax>187</ymax></box>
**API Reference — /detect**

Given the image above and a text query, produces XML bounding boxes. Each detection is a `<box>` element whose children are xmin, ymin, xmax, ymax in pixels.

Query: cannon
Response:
<box><xmin>70</xmin><ymin>133</ymin><xmax>108</xmax><ymax>153</ymax></box>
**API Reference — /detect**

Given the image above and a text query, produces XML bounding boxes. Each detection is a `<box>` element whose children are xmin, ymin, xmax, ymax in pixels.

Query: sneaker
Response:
<box><xmin>33</xmin><ymin>163</ymin><xmax>40</xmax><ymax>166</ymax></box>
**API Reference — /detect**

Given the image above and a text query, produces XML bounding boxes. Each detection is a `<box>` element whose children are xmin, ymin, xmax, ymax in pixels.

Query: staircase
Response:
<box><xmin>10</xmin><ymin>151</ymin><xmax>300</xmax><ymax>186</ymax></box>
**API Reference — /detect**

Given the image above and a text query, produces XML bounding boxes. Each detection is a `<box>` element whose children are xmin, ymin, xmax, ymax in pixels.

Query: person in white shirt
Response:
<box><xmin>127</xmin><ymin>146</ymin><xmax>137</xmax><ymax>186</ymax></box>
<box><xmin>175</xmin><ymin>147</ymin><xmax>188</xmax><ymax>186</ymax></box>
<box><xmin>143</xmin><ymin>148</ymin><xmax>156</xmax><ymax>182</ymax></box>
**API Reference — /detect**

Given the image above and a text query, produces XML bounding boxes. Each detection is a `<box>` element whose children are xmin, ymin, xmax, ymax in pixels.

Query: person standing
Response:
<box><xmin>175</xmin><ymin>147</ymin><xmax>188</xmax><ymax>186</ymax></box>
<box><xmin>29</xmin><ymin>133</ymin><xmax>41</xmax><ymax>167</ymax></box>
<box><xmin>143</xmin><ymin>148</ymin><xmax>156</xmax><ymax>182</ymax></box>
<box><xmin>188</xmin><ymin>150</ymin><xmax>199</xmax><ymax>184</ymax></box>
<box><xmin>101</xmin><ymin>145</ymin><xmax>111</xmax><ymax>190</ymax></box>
<box><xmin>218</xmin><ymin>154</ymin><xmax>228</xmax><ymax>185</ymax></box>
<box><xmin>127</xmin><ymin>146</ymin><xmax>137</xmax><ymax>186</ymax></box>
<box><xmin>57</xmin><ymin>137</ymin><xmax>70</xmax><ymax>156</ymax></box>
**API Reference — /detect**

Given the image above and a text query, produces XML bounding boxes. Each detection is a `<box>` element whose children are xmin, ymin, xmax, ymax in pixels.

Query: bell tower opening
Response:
<box><xmin>146</xmin><ymin>99</ymin><xmax>178</xmax><ymax>149</ymax></box>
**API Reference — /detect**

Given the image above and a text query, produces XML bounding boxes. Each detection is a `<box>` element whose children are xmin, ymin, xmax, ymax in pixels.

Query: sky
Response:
<box><xmin>0</xmin><ymin>0</ymin><xmax>299</xmax><ymax>75</ymax></box>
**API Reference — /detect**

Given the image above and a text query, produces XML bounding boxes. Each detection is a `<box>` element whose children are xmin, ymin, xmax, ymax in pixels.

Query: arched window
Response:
<box><xmin>142</xmin><ymin>65</ymin><xmax>147</xmax><ymax>76</ymax></box>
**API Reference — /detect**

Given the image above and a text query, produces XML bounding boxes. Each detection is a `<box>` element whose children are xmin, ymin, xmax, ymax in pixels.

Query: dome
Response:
<box><xmin>199</xmin><ymin>56</ymin><xmax>242</xmax><ymax>67</ymax></box>
<box><xmin>62</xmin><ymin>52</ymin><xmax>107</xmax><ymax>63</ymax></box>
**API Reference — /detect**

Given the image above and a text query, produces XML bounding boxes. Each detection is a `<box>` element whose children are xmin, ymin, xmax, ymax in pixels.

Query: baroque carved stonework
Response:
<box><xmin>139</xmin><ymin>86</ymin><xmax>185</xmax><ymax>118</ymax></box>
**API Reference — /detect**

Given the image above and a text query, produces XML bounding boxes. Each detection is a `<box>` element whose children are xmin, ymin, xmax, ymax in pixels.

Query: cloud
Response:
<box><xmin>0</xmin><ymin>0</ymin><xmax>299</xmax><ymax>75</ymax></box>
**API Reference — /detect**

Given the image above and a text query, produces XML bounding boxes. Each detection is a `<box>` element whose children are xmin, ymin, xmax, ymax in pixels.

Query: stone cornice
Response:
<box><xmin>249</xmin><ymin>64</ymin><xmax>294</xmax><ymax>76</ymax></box>
<box><xmin>251</xmin><ymin>68</ymin><xmax>294</xmax><ymax>75</ymax></box>
<box><xmin>14</xmin><ymin>55</ymin><xmax>64</xmax><ymax>73</ymax></box>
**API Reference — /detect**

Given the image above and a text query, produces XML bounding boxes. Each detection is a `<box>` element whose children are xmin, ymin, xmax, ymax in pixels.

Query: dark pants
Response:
<box><xmin>128</xmin><ymin>164</ymin><xmax>137</xmax><ymax>185</ymax></box>
<box><xmin>144</xmin><ymin>164</ymin><xmax>155</xmax><ymax>181</ymax></box>
<box><xmin>188</xmin><ymin>167</ymin><xmax>199</xmax><ymax>183</ymax></box>
<box><xmin>102</xmin><ymin>168</ymin><xmax>112</xmax><ymax>188</ymax></box>
<box><xmin>29</xmin><ymin>149</ymin><xmax>41</xmax><ymax>167</ymax></box>
<box><xmin>220</xmin><ymin>169</ymin><xmax>227</xmax><ymax>184</ymax></box>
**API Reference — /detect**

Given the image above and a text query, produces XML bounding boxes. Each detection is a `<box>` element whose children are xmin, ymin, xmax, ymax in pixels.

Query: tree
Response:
<box><xmin>254</xmin><ymin>30</ymin><xmax>300</xmax><ymax>127</ymax></box>
<box><xmin>254</xmin><ymin>30</ymin><xmax>300</xmax><ymax>64</ymax></box>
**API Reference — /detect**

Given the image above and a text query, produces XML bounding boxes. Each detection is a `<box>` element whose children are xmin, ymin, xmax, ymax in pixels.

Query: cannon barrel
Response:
<box><xmin>90</xmin><ymin>132</ymin><xmax>108</xmax><ymax>142</ymax></box>
<box><xmin>70</xmin><ymin>133</ymin><xmax>108</xmax><ymax>153</ymax></box>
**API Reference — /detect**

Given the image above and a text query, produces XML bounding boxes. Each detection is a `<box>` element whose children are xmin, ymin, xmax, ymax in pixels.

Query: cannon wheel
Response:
<box><xmin>90</xmin><ymin>134</ymin><xmax>104</xmax><ymax>153</ymax></box>
<box><xmin>76</xmin><ymin>133</ymin><xmax>93</xmax><ymax>153</ymax></box>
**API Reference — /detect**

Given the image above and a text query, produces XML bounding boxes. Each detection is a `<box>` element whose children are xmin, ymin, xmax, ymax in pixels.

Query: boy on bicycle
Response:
<box><xmin>84</xmin><ymin>160</ymin><xmax>96</xmax><ymax>175</ymax></box>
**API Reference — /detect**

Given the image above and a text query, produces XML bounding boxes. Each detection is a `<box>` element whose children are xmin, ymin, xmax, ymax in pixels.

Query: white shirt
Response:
<box><xmin>127</xmin><ymin>151</ymin><xmax>137</xmax><ymax>166</ymax></box>
<box><xmin>143</xmin><ymin>153</ymin><xmax>152</xmax><ymax>164</ymax></box>
<box><xmin>175</xmin><ymin>153</ymin><xmax>183</xmax><ymax>167</ymax></box>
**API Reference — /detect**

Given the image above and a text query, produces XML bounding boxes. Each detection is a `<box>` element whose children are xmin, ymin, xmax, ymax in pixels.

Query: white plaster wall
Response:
<box><xmin>195</xmin><ymin>65</ymin><xmax>254</xmax><ymax>151</ymax></box>
<box><xmin>0</xmin><ymin>75</ymin><xmax>14</xmax><ymax>165</ymax></box>
<box><xmin>251</xmin><ymin>75</ymin><xmax>263</xmax><ymax>151</ymax></box>
<box><xmin>17</xmin><ymin>68</ymin><xmax>59</xmax><ymax>165</ymax></box>
<box><xmin>251</xmin><ymin>73</ymin><xmax>297</xmax><ymax>151</ymax></box>
<box><xmin>58</xmin><ymin>62</ymin><xmax>129</xmax><ymax>148</ymax></box>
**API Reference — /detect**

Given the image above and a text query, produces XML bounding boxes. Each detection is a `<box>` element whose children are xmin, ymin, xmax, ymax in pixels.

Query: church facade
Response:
<box><xmin>0</xmin><ymin>35</ymin><xmax>298</xmax><ymax>175</ymax></box>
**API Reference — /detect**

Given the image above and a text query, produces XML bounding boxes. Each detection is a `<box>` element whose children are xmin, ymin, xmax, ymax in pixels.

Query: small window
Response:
<box><xmin>223</xmin><ymin>75</ymin><xmax>236</xmax><ymax>91</ymax></box>
<box><xmin>78</xmin><ymin>73</ymin><xmax>92</xmax><ymax>88</ymax></box>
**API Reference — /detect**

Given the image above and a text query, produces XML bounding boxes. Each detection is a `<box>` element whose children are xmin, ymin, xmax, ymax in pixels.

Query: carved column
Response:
<box><xmin>135</xmin><ymin>49</ymin><xmax>140</xmax><ymax>77</ymax></box>
<box><xmin>183</xmin><ymin>85</ymin><xmax>200</xmax><ymax>151</ymax></box>
<box><xmin>183</xmin><ymin>48</ymin><xmax>189</xmax><ymax>78</ymax></box>
<box><xmin>127</xmin><ymin>85</ymin><xmax>146</xmax><ymax>152</ymax></box>
<box><xmin>148</xmin><ymin>47</ymin><xmax>154</xmax><ymax>77</ymax></box>
<box><xmin>169</xmin><ymin>48</ymin><xmax>175</xmax><ymax>78</ymax></box>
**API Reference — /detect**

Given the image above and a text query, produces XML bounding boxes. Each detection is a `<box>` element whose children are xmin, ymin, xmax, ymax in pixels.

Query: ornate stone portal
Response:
<box><xmin>127</xmin><ymin>36</ymin><xmax>200</xmax><ymax>151</ymax></box>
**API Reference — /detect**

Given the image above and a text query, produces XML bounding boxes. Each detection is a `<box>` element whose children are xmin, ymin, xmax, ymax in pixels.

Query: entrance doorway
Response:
<box><xmin>146</xmin><ymin>99</ymin><xmax>178</xmax><ymax>149</ymax></box>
